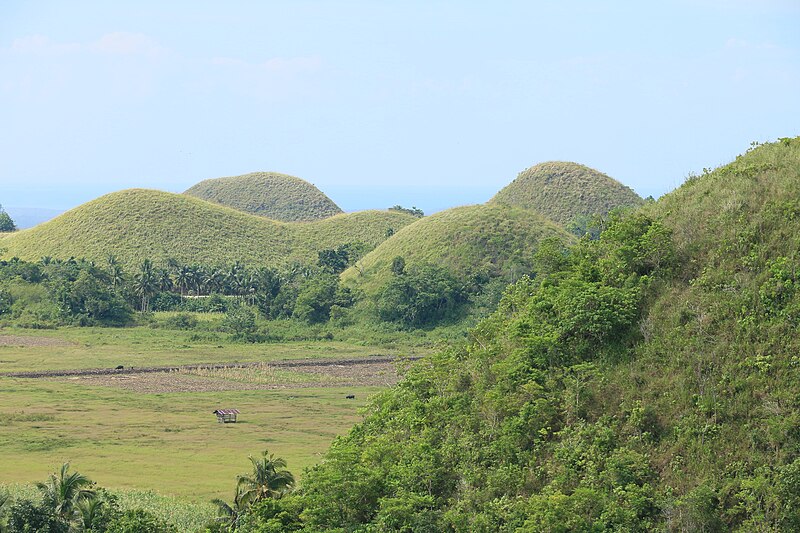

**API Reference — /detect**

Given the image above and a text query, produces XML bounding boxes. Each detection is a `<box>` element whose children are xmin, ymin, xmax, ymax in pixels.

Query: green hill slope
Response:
<box><xmin>272</xmin><ymin>138</ymin><xmax>800</xmax><ymax>531</ymax></box>
<box><xmin>490</xmin><ymin>161</ymin><xmax>644</xmax><ymax>226</ymax></box>
<box><xmin>0</xmin><ymin>189</ymin><xmax>415</xmax><ymax>267</ymax></box>
<box><xmin>184</xmin><ymin>171</ymin><xmax>343</xmax><ymax>222</ymax></box>
<box><xmin>342</xmin><ymin>203</ymin><xmax>572</xmax><ymax>295</ymax></box>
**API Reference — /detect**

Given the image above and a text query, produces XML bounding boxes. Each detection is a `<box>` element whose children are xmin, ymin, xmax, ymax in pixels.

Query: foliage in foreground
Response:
<box><xmin>228</xmin><ymin>139</ymin><xmax>800</xmax><ymax>531</ymax></box>
<box><xmin>0</xmin><ymin>464</ymin><xmax>177</xmax><ymax>533</ymax></box>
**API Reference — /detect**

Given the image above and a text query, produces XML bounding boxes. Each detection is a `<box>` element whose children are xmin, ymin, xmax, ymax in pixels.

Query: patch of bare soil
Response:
<box><xmin>47</xmin><ymin>359</ymin><xmax>402</xmax><ymax>393</ymax></box>
<box><xmin>0</xmin><ymin>335</ymin><xmax>74</xmax><ymax>347</ymax></box>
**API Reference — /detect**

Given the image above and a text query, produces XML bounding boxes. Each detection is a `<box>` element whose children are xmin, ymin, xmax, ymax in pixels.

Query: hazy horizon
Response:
<box><xmin>2</xmin><ymin>1</ymin><xmax>798</xmax><ymax>214</ymax></box>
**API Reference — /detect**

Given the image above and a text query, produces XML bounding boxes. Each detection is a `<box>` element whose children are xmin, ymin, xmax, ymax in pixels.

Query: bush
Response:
<box><xmin>106</xmin><ymin>509</ymin><xmax>175</xmax><ymax>533</ymax></box>
<box><xmin>377</xmin><ymin>263</ymin><xmax>467</xmax><ymax>328</ymax></box>
<box><xmin>7</xmin><ymin>499</ymin><xmax>68</xmax><ymax>533</ymax></box>
<box><xmin>163</xmin><ymin>313</ymin><xmax>198</xmax><ymax>330</ymax></box>
<box><xmin>221</xmin><ymin>306</ymin><xmax>259</xmax><ymax>341</ymax></box>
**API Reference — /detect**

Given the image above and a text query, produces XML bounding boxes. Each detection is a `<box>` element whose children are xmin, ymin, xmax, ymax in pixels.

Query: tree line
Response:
<box><xmin>0</xmin><ymin>241</ymin><xmax>476</xmax><ymax>331</ymax></box>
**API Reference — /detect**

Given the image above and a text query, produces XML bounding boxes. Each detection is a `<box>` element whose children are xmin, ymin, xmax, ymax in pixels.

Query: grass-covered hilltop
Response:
<box><xmin>184</xmin><ymin>171</ymin><xmax>344</xmax><ymax>222</ymax></box>
<box><xmin>341</xmin><ymin>204</ymin><xmax>572</xmax><ymax>300</ymax></box>
<box><xmin>0</xmin><ymin>189</ymin><xmax>414</xmax><ymax>268</ymax></box>
<box><xmin>340</xmin><ymin>161</ymin><xmax>640</xmax><ymax>325</ymax></box>
<box><xmin>490</xmin><ymin>161</ymin><xmax>644</xmax><ymax>228</ymax></box>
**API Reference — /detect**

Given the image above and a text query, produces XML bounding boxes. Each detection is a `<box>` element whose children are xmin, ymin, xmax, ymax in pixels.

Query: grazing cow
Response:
<box><xmin>345</xmin><ymin>394</ymin><xmax>355</xmax><ymax>399</ymax></box>
<box><xmin>115</xmin><ymin>365</ymin><xmax>124</xmax><ymax>370</ymax></box>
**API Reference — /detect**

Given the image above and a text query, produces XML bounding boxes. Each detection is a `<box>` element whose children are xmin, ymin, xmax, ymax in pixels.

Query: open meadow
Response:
<box><xmin>0</xmin><ymin>323</ymin><xmax>425</xmax><ymax>508</ymax></box>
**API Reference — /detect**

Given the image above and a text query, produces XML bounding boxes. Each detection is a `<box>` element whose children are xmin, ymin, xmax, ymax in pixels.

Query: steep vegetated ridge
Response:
<box><xmin>341</xmin><ymin>204</ymin><xmax>573</xmax><ymax>295</ymax></box>
<box><xmin>490</xmin><ymin>161</ymin><xmax>644</xmax><ymax>227</ymax></box>
<box><xmin>0</xmin><ymin>189</ymin><xmax>415</xmax><ymax>267</ymax></box>
<box><xmin>184</xmin><ymin>171</ymin><xmax>343</xmax><ymax>222</ymax></box>
<box><xmin>236</xmin><ymin>139</ymin><xmax>800</xmax><ymax>531</ymax></box>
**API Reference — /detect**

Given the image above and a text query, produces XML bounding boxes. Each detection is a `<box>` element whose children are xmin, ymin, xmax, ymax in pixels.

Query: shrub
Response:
<box><xmin>163</xmin><ymin>313</ymin><xmax>198</xmax><ymax>330</ymax></box>
<box><xmin>377</xmin><ymin>263</ymin><xmax>467</xmax><ymax>327</ymax></box>
<box><xmin>106</xmin><ymin>509</ymin><xmax>175</xmax><ymax>533</ymax></box>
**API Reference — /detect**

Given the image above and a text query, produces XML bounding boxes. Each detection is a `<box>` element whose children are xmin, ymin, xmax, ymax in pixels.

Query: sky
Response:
<box><xmin>1</xmin><ymin>1</ymin><xmax>798</xmax><ymax>214</ymax></box>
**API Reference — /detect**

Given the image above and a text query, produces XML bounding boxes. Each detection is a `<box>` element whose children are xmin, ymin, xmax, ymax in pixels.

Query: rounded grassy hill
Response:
<box><xmin>490</xmin><ymin>161</ymin><xmax>643</xmax><ymax>226</ymax></box>
<box><xmin>342</xmin><ymin>203</ymin><xmax>573</xmax><ymax>295</ymax></box>
<box><xmin>0</xmin><ymin>189</ymin><xmax>415</xmax><ymax>267</ymax></box>
<box><xmin>184</xmin><ymin>171</ymin><xmax>343</xmax><ymax>222</ymax></box>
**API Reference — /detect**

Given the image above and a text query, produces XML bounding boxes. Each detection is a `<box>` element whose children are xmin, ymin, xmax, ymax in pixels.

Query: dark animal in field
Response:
<box><xmin>115</xmin><ymin>365</ymin><xmax>124</xmax><ymax>370</ymax></box>
<box><xmin>345</xmin><ymin>394</ymin><xmax>355</xmax><ymax>399</ymax></box>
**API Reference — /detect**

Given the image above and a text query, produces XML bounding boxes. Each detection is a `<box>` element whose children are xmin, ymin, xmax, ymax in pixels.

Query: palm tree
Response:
<box><xmin>36</xmin><ymin>462</ymin><xmax>95</xmax><ymax>522</ymax></box>
<box><xmin>157</xmin><ymin>267</ymin><xmax>173</xmax><ymax>292</ymax></box>
<box><xmin>188</xmin><ymin>265</ymin><xmax>204</xmax><ymax>295</ymax></box>
<box><xmin>205</xmin><ymin>267</ymin><xmax>226</xmax><ymax>295</ymax></box>
<box><xmin>174</xmin><ymin>264</ymin><xmax>191</xmax><ymax>297</ymax></box>
<box><xmin>211</xmin><ymin>487</ymin><xmax>248</xmax><ymax>531</ymax></box>
<box><xmin>236</xmin><ymin>450</ymin><xmax>295</xmax><ymax>505</ymax></box>
<box><xmin>134</xmin><ymin>259</ymin><xmax>158</xmax><ymax>312</ymax></box>
<box><xmin>106</xmin><ymin>254</ymin><xmax>125</xmax><ymax>289</ymax></box>
<box><xmin>76</xmin><ymin>496</ymin><xmax>106</xmax><ymax>531</ymax></box>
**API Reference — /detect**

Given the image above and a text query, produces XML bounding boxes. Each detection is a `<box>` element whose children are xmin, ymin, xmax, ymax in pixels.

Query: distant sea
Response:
<box><xmin>5</xmin><ymin>207</ymin><xmax>65</xmax><ymax>229</ymax></box>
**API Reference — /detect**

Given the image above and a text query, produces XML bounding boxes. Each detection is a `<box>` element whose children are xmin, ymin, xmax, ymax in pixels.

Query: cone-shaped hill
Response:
<box><xmin>342</xmin><ymin>203</ymin><xmax>573</xmax><ymax>296</ymax></box>
<box><xmin>490</xmin><ymin>161</ymin><xmax>643</xmax><ymax>226</ymax></box>
<box><xmin>184</xmin><ymin>171</ymin><xmax>343</xmax><ymax>222</ymax></box>
<box><xmin>0</xmin><ymin>189</ymin><xmax>416</xmax><ymax>267</ymax></box>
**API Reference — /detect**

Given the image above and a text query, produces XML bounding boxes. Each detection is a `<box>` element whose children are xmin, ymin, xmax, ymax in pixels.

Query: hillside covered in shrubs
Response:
<box><xmin>214</xmin><ymin>138</ymin><xmax>800</xmax><ymax>531</ymax></box>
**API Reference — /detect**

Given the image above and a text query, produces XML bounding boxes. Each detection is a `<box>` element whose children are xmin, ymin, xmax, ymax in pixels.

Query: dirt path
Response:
<box><xmin>58</xmin><ymin>361</ymin><xmax>401</xmax><ymax>393</ymax></box>
<box><xmin>2</xmin><ymin>355</ymin><xmax>420</xmax><ymax>379</ymax></box>
<box><xmin>0</xmin><ymin>335</ymin><xmax>75</xmax><ymax>347</ymax></box>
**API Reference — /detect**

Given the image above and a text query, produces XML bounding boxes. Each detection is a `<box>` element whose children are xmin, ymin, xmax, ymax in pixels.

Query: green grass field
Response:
<box><xmin>0</xmin><ymin>325</ymin><xmax>414</xmax><ymax>506</ymax></box>
<box><xmin>0</xmin><ymin>378</ymin><xmax>380</xmax><ymax>499</ymax></box>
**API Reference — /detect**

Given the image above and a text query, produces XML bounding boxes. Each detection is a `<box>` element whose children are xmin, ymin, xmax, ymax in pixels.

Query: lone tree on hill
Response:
<box><xmin>0</xmin><ymin>204</ymin><xmax>16</xmax><ymax>232</ymax></box>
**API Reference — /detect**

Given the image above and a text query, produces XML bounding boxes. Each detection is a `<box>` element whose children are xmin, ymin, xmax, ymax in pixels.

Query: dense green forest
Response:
<box><xmin>0</xmin><ymin>238</ymin><xmax>495</xmax><ymax>334</ymax></box>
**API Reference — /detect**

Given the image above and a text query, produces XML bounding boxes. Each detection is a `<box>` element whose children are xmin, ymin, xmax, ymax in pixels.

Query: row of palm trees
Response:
<box><xmin>34</xmin><ymin>253</ymin><xmax>326</xmax><ymax>313</ymax></box>
<box><xmin>113</xmin><ymin>256</ymin><xmax>313</xmax><ymax>312</ymax></box>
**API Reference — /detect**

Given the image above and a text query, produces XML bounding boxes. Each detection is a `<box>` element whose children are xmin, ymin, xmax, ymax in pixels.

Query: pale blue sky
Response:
<box><xmin>1</xmin><ymin>1</ymin><xmax>798</xmax><ymax>214</ymax></box>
